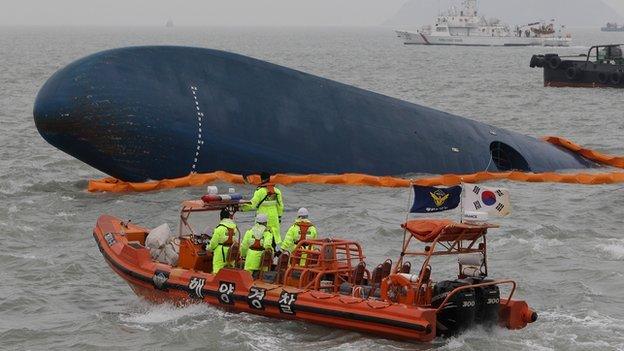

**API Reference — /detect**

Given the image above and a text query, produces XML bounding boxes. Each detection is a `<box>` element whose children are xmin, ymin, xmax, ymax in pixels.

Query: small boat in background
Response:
<box><xmin>166</xmin><ymin>19</ymin><xmax>174</xmax><ymax>28</ymax></box>
<box><xmin>530</xmin><ymin>44</ymin><xmax>624</xmax><ymax>88</ymax></box>
<box><xmin>529</xmin><ymin>21</ymin><xmax>571</xmax><ymax>47</ymax></box>
<box><xmin>601</xmin><ymin>23</ymin><xmax>624</xmax><ymax>32</ymax></box>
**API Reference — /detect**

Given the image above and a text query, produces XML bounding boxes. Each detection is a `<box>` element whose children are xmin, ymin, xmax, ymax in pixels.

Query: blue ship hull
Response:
<box><xmin>34</xmin><ymin>46</ymin><xmax>594</xmax><ymax>182</ymax></box>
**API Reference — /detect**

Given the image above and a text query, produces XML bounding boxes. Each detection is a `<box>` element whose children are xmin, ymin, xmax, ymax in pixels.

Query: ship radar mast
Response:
<box><xmin>462</xmin><ymin>0</ymin><xmax>478</xmax><ymax>16</ymax></box>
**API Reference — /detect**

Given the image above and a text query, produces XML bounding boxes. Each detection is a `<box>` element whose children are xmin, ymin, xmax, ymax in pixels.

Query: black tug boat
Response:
<box><xmin>530</xmin><ymin>44</ymin><xmax>624</xmax><ymax>88</ymax></box>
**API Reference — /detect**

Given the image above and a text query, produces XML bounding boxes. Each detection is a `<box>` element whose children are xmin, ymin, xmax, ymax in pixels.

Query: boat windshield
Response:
<box><xmin>596</xmin><ymin>45</ymin><xmax>624</xmax><ymax>64</ymax></box>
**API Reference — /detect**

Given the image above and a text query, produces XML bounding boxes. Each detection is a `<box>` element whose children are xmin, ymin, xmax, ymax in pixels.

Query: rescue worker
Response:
<box><xmin>282</xmin><ymin>208</ymin><xmax>317</xmax><ymax>252</ymax></box>
<box><xmin>241</xmin><ymin>213</ymin><xmax>274</xmax><ymax>274</ymax></box>
<box><xmin>242</xmin><ymin>172</ymin><xmax>284</xmax><ymax>250</ymax></box>
<box><xmin>206</xmin><ymin>208</ymin><xmax>238</xmax><ymax>274</ymax></box>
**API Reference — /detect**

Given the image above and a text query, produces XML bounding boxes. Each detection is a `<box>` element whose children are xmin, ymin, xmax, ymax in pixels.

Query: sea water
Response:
<box><xmin>1</xmin><ymin>26</ymin><xmax>623</xmax><ymax>350</ymax></box>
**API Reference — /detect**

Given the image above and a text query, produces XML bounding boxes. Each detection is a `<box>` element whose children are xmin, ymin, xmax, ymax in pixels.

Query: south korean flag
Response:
<box><xmin>461</xmin><ymin>183</ymin><xmax>511</xmax><ymax>217</ymax></box>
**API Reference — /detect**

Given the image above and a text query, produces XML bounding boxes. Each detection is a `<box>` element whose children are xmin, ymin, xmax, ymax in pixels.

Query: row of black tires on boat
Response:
<box><xmin>530</xmin><ymin>54</ymin><xmax>624</xmax><ymax>86</ymax></box>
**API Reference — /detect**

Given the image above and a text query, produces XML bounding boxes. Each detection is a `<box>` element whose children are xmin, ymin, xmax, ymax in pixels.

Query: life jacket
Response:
<box><xmin>250</xmin><ymin>237</ymin><xmax>263</xmax><ymax>251</ymax></box>
<box><xmin>265</xmin><ymin>184</ymin><xmax>276</xmax><ymax>196</ymax></box>
<box><xmin>217</xmin><ymin>224</ymin><xmax>235</xmax><ymax>246</ymax></box>
<box><xmin>294</xmin><ymin>221</ymin><xmax>313</xmax><ymax>244</ymax></box>
<box><xmin>250</xmin><ymin>225</ymin><xmax>267</xmax><ymax>251</ymax></box>
<box><xmin>256</xmin><ymin>183</ymin><xmax>279</xmax><ymax>208</ymax></box>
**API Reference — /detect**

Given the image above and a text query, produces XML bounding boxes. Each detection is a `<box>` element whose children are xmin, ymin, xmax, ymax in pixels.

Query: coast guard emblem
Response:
<box><xmin>430</xmin><ymin>189</ymin><xmax>450</xmax><ymax>207</ymax></box>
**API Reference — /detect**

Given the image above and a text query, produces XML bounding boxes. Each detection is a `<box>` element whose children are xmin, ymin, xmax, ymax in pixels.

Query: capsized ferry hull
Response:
<box><xmin>35</xmin><ymin>46</ymin><xmax>591</xmax><ymax>182</ymax></box>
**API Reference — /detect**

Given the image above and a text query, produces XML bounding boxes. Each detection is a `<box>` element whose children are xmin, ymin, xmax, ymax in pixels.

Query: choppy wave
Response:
<box><xmin>597</xmin><ymin>239</ymin><xmax>624</xmax><ymax>260</ymax></box>
<box><xmin>119</xmin><ymin>303</ymin><xmax>217</xmax><ymax>327</ymax></box>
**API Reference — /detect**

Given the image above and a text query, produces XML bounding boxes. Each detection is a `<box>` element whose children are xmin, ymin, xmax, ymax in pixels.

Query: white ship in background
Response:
<box><xmin>395</xmin><ymin>0</ymin><xmax>571</xmax><ymax>47</ymax></box>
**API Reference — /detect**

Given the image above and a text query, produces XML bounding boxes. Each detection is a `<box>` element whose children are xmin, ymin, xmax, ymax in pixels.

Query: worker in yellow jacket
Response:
<box><xmin>242</xmin><ymin>173</ymin><xmax>284</xmax><ymax>249</ymax></box>
<box><xmin>282</xmin><ymin>208</ymin><xmax>318</xmax><ymax>266</ymax></box>
<box><xmin>206</xmin><ymin>208</ymin><xmax>238</xmax><ymax>274</ymax></box>
<box><xmin>241</xmin><ymin>213</ymin><xmax>274</xmax><ymax>273</ymax></box>
<box><xmin>282</xmin><ymin>208</ymin><xmax>318</xmax><ymax>252</ymax></box>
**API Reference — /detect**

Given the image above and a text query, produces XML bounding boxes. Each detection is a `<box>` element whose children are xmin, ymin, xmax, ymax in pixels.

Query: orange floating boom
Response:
<box><xmin>88</xmin><ymin>136</ymin><xmax>624</xmax><ymax>192</ymax></box>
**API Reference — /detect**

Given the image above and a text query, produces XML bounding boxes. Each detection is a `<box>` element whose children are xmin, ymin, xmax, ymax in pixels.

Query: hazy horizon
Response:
<box><xmin>1</xmin><ymin>0</ymin><xmax>624</xmax><ymax>27</ymax></box>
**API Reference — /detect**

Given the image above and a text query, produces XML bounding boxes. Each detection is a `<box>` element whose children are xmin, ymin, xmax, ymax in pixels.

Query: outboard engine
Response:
<box><xmin>466</xmin><ymin>278</ymin><xmax>500</xmax><ymax>325</ymax></box>
<box><xmin>431</xmin><ymin>280</ymin><xmax>476</xmax><ymax>336</ymax></box>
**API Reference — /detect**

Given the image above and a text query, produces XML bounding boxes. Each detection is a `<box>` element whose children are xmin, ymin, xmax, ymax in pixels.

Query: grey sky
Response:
<box><xmin>604</xmin><ymin>0</ymin><xmax>624</xmax><ymax>15</ymax></box>
<box><xmin>2</xmin><ymin>0</ymin><xmax>623</xmax><ymax>26</ymax></box>
<box><xmin>1</xmin><ymin>0</ymin><xmax>406</xmax><ymax>26</ymax></box>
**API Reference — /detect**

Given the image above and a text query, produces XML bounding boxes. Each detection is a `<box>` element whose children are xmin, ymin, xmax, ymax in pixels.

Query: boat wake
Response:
<box><xmin>536</xmin><ymin>309</ymin><xmax>624</xmax><ymax>348</ymax></box>
<box><xmin>597</xmin><ymin>239</ymin><xmax>624</xmax><ymax>260</ymax></box>
<box><xmin>118</xmin><ymin>302</ymin><xmax>217</xmax><ymax>329</ymax></box>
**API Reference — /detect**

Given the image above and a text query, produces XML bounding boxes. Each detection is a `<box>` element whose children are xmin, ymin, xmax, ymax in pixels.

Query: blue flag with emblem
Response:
<box><xmin>410</xmin><ymin>185</ymin><xmax>462</xmax><ymax>213</ymax></box>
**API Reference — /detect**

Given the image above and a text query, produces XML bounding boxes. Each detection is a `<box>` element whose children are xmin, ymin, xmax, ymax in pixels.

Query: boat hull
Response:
<box><xmin>35</xmin><ymin>46</ymin><xmax>593</xmax><ymax>182</ymax></box>
<box><xmin>93</xmin><ymin>214</ymin><xmax>536</xmax><ymax>341</ymax></box>
<box><xmin>531</xmin><ymin>54</ymin><xmax>624</xmax><ymax>89</ymax></box>
<box><xmin>93</xmin><ymin>215</ymin><xmax>437</xmax><ymax>341</ymax></box>
<box><xmin>397</xmin><ymin>31</ymin><xmax>569</xmax><ymax>47</ymax></box>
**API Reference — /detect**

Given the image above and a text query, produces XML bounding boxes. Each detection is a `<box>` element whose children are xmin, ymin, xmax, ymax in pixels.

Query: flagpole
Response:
<box><xmin>397</xmin><ymin>181</ymin><xmax>414</xmax><ymax>274</ymax></box>
<box><xmin>460</xmin><ymin>182</ymin><xmax>464</xmax><ymax>223</ymax></box>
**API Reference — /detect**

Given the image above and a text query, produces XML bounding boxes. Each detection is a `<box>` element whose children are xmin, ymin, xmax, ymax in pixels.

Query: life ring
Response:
<box><xmin>548</xmin><ymin>56</ymin><xmax>561</xmax><ymax>70</ymax></box>
<box><xmin>565</xmin><ymin>66</ymin><xmax>581</xmax><ymax>80</ymax></box>
<box><xmin>610</xmin><ymin>72</ymin><xmax>622</xmax><ymax>85</ymax></box>
<box><xmin>380</xmin><ymin>274</ymin><xmax>412</xmax><ymax>302</ymax></box>
<box><xmin>598</xmin><ymin>72</ymin><xmax>609</xmax><ymax>84</ymax></box>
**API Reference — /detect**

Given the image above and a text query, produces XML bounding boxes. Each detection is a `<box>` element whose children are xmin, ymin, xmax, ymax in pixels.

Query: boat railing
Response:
<box><xmin>284</xmin><ymin>238</ymin><xmax>366</xmax><ymax>291</ymax></box>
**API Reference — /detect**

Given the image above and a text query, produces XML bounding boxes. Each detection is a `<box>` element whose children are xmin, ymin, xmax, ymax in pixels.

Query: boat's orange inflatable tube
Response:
<box><xmin>88</xmin><ymin>137</ymin><xmax>624</xmax><ymax>192</ymax></box>
<box><xmin>93</xmin><ymin>214</ymin><xmax>535</xmax><ymax>340</ymax></box>
<box><xmin>93</xmin><ymin>215</ymin><xmax>438</xmax><ymax>341</ymax></box>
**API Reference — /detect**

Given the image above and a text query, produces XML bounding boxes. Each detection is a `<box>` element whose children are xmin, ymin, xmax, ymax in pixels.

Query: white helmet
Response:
<box><xmin>256</xmin><ymin>213</ymin><xmax>268</xmax><ymax>223</ymax></box>
<box><xmin>297</xmin><ymin>207</ymin><xmax>309</xmax><ymax>218</ymax></box>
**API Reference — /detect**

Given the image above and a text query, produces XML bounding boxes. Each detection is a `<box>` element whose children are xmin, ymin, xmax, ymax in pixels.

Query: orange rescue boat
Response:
<box><xmin>93</xmin><ymin>197</ymin><xmax>536</xmax><ymax>342</ymax></box>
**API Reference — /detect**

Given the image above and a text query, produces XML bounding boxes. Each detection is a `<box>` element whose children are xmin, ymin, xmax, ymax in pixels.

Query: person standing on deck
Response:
<box><xmin>206</xmin><ymin>208</ymin><xmax>238</xmax><ymax>274</ymax></box>
<box><xmin>242</xmin><ymin>172</ymin><xmax>284</xmax><ymax>253</ymax></box>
